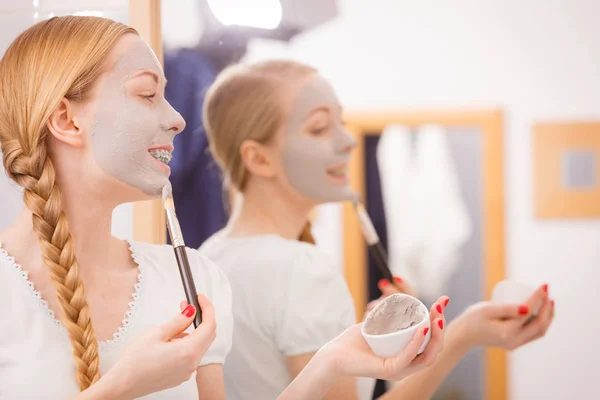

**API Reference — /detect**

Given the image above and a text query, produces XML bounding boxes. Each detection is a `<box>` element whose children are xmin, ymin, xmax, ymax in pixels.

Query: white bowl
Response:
<box><xmin>361</xmin><ymin>293</ymin><xmax>431</xmax><ymax>358</ymax></box>
<box><xmin>491</xmin><ymin>279</ymin><xmax>542</xmax><ymax>315</ymax></box>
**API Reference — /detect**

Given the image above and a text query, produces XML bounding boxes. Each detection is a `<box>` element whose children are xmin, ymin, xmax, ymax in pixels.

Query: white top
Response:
<box><xmin>0</xmin><ymin>240</ymin><xmax>233</xmax><ymax>399</ymax></box>
<box><xmin>199</xmin><ymin>233</ymin><xmax>357</xmax><ymax>400</ymax></box>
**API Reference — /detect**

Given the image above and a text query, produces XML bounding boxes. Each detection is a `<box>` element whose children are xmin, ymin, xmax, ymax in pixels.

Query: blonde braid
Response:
<box><xmin>0</xmin><ymin>16</ymin><xmax>136</xmax><ymax>390</ymax></box>
<box><xmin>3</xmin><ymin>141</ymin><xmax>101</xmax><ymax>388</ymax></box>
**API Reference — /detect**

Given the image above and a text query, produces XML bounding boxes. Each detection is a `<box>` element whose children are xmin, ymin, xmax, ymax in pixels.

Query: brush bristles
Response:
<box><xmin>163</xmin><ymin>196</ymin><xmax>174</xmax><ymax>210</ymax></box>
<box><xmin>162</xmin><ymin>183</ymin><xmax>174</xmax><ymax>208</ymax></box>
<box><xmin>351</xmin><ymin>193</ymin><xmax>360</xmax><ymax>207</ymax></box>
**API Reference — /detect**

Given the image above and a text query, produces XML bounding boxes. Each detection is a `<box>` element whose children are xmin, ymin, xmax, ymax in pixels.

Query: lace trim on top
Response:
<box><xmin>0</xmin><ymin>239</ymin><xmax>144</xmax><ymax>351</ymax></box>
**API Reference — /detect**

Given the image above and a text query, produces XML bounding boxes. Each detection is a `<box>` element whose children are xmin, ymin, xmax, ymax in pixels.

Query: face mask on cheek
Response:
<box><xmin>91</xmin><ymin>41</ymin><xmax>181</xmax><ymax>196</ymax></box>
<box><xmin>281</xmin><ymin>76</ymin><xmax>357</xmax><ymax>203</ymax></box>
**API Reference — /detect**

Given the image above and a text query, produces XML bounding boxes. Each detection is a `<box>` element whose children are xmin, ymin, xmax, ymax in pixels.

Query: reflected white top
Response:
<box><xmin>200</xmin><ymin>233</ymin><xmax>374</xmax><ymax>400</ymax></box>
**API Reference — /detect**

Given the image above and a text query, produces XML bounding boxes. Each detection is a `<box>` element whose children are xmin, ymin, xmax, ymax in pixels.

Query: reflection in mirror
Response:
<box><xmin>161</xmin><ymin>0</ymin><xmax>340</xmax><ymax>249</ymax></box>
<box><xmin>157</xmin><ymin>1</ymin><xmax>596</xmax><ymax>399</ymax></box>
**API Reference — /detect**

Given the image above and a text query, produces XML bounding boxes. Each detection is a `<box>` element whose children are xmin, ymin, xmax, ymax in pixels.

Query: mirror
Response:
<box><xmin>156</xmin><ymin>1</ymin><xmax>590</xmax><ymax>399</ymax></box>
<box><xmin>342</xmin><ymin>111</ymin><xmax>504</xmax><ymax>399</ymax></box>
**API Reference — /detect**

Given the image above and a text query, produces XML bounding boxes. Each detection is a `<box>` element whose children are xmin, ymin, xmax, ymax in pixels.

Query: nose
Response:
<box><xmin>336</xmin><ymin>126</ymin><xmax>357</xmax><ymax>153</ymax></box>
<box><xmin>161</xmin><ymin>101</ymin><xmax>186</xmax><ymax>135</ymax></box>
<box><xmin>169</xmin><ymin>110</ymin><xmax>186</xmax><ymax>134</ymax></box>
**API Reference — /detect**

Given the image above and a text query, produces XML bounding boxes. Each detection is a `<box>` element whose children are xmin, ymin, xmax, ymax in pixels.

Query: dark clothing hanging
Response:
<box><xmin>364</xmin><ymin>134</ymin><xmax>390</xmax><ymax>399</ymax></box>
<box><xmin>164</xmin><ymin>48</ymin><xmax>228</xmax><ymax>249</ymax></box>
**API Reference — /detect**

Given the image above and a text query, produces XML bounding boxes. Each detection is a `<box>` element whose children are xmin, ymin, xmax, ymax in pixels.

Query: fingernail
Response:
<box><xmin>518</xmin><ymin>305</ymin><xmax>529</xmax><ymax>315</ymax></box>
<box><xmin>182</xmin><ymin>305</ymin><xmax>195</xmax><ymax>318</ymax></box>
<box><xmin>423</xmin><ymin>327</ymin><xmax>429</xmax><ymax>336</ymax></box>
<box><xmin>543</xmin><ymin>284</ymin><xmax>548</xmax><ymax>293</ymax></box>
<box><xmin>551</xmin><ymin>300</ymin><xmax>555</xmax><ymax>308</ymax></box>
<box><xmin>378</xmin><ymin>279</ymin><xmax>389</xmax><ymax>288</ymax></box>
<box><xmin>438</xmin><ymin>320</ymin><xmax>444</xmax><ymax>330</ymax></box>
<box><xmin>393</xmin><ymin>276</ymin><xmax>403</xmax><ymax>284</ymax></box>
<box><xmin>444</xmin><ymin>298</ymin><xmax>450</xmax><ymax>307</ymax></box>
<box><xmin>436</xmin><ymin>304</ymin><xmax>442</xmax><ymax>313</ymax></box>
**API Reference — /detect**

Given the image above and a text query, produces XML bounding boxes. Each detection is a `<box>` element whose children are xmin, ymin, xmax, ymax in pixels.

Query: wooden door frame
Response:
<box><xmin>342</xmin><ymin>109</ymin><xmax>506</xmax><ymax>400</ymax></box>
<box><xmin>129</xmin><ymin>0</ymin><xmax>167</xmax><ymax>245</ymax></box>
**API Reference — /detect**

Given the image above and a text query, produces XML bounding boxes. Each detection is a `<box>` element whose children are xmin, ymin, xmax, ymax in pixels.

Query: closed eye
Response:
<box><xmin>141</xmin><ymin>93</ymin><xmax>156</xmax><ymax>103</ymax></box>
<box><xmin>311</xmin><ymin>126</ymin><xmax>328</xmax><ymax>136</ymax></box>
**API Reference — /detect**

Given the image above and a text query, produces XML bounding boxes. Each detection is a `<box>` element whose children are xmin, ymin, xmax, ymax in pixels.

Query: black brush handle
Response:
<box><xmin>174</xmin><ymin>246</ymin><xmax>202</xmax><ymax>327</ymax></box>
<box><xmin>369</xmin><ymin>242</ymin><xmax>399</xmax><ymax>288</ymax></box>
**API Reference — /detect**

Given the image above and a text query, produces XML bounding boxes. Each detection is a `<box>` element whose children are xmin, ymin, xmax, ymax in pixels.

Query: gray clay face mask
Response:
<box><xmin>92</xmin><ymin>40</ymin><xmax>183</xmax><ymax>196</ymax></box>
<box><xmin>281</xmin><ymin>75</ymin><xmax>357</xmax><ymax>203</ymax></box>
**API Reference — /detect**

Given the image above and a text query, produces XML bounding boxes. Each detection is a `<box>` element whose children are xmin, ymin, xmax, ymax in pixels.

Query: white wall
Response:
<box><xmin>242</xmin><ymin>0</ymin><xmax>600</xmax><ymax>398</ymax></box>
<box><xmin>0</xmin><ymin>0</ymin><xmax>133</xmax><ymax>240</ymax></box>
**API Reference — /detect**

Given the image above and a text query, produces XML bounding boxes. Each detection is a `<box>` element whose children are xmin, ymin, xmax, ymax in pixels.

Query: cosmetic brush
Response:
<box><xmin>351</xmin><ymin>195</ymin><xmax>400</xmax><ymax>290</ymax></box>
<box><xmin>162</xmin><ymin>182</ymin><xmax>202</xmax><ymax>328</ymax></box>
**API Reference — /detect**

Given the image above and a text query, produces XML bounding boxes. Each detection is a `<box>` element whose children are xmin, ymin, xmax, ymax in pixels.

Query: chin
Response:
<box><xmin>309</xmin><ymin>186</ymin><xmax>356</xmax><ymax>205</ymax></box>
<box><xmin>325</xmin><ymin>186</ymin><xmax>356</xmax><ymax>203</ymax></box>
<box><xmin>109</xmin><ymin>178</ymin><xmax>165</xmax><ymax>204</ymax></box>
<box><xmin>132</xmin><ymin>182</ymin><xmax>165</xmax><ymax>201</ymax></box>
<box><xmin>338</xmin><ymin>186</ymin><xmax>357</xmax><ymax>201</ymax></box>
<box><xmin>113</xmin><ymin>185</ymin><xmax>153</xmax><ymax>204</ymax></box>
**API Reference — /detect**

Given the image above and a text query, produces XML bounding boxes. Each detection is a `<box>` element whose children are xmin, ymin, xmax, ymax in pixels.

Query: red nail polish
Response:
<box><xmin>393</xmin><ymin>276</ymin><xmax>403</xmax><ymax>284</ymax></box>
<box><xmin>444</xmin><ymin>298</ymin><xmax>450</xmax><ymax>307</ymax></box>
<box><xmin>518</xmin><ymin>305</ymin><xmax>529</xmax><ymax>315</ymax></box>
<box><xmin>423</xmin><ymin>327</ymin><xmax>429</xmax><ymax>336</ymax></box>
<box><xmin>182</xmin><ymin>305</ymin><xmax>195</xmax><ymax>318</ymax></box>
<box><xmin>543</xmin><ymin>284</ymin><xmax>548</xmax><ymax>293</ymax></box>
<box><xmin>438</xmin><ymin>320</ymin><xmax>444</xmax><ymax>330</ymax></box>
<box><xmin>378</xmin><ymin>279</ymin><xmax>389</xmax><ymax>288</ymax></box>
<box><xmin>436</xmin><ymin>304</ymin><xmax>442</xmax><ymax>314</ymax></box>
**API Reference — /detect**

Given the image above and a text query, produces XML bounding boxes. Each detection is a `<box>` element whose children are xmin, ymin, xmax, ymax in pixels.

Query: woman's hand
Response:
<box><xmin>322</xmin><ymin>296</ymin><xmax>449</xmax><ymax>381</ymax></box>
<box><xmin>277</xmin><ymin>298</ymin><xmax>449</xmax><ymax>400</ymax></box>
<box><xmin>452</xmin><ymin>284</ymin><xmax>554</xmax><ymax>350</ymax></box>
<box><xmin>103</xmin><ymin>294</ymin><xmax>217</xmax><ymax>399</ymax></box>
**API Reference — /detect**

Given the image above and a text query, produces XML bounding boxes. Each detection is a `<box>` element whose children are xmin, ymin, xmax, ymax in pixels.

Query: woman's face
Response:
<box><xmin>276</xmin><ymin>74</ymin><xmax>357</xmax><ymax>204</ymax></box>
<box><xmin>70</xmin><ymin>34</ymin><xmax>185</xmax><ymax>201</ymax></box>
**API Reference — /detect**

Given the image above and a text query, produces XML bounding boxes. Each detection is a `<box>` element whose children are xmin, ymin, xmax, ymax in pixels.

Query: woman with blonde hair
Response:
<box><xmin>199</xmin><ymin>59</ymin><xmax>555</xmax><ymax>399</ymax></box>
<box><xmin>0</xmin><ymin>15</ymin><xmax>232</xmax><ymax>400</ymax></box>
<box><xmin>0</xmin><ymin>16</ymin><xmax>448</xmax><ymax>400</ymax></box>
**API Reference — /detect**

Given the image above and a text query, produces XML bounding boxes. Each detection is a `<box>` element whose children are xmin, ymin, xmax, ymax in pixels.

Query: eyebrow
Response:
<box><xmin>128</xmin><ymin>70</ymin><xmax>164</xmax><ymax>84</ymax></box>
<box><xmin>307</xmin><ymin>104</ymin><xmax>345</xmax><ymax>118</ymax></box>
<box><xmin>307</xmin><ymin>106</ymin><xmax>333</xmax><ymax>116</ymax></box>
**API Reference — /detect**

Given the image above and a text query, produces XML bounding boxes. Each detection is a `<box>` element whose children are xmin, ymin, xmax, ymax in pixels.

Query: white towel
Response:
<box><xmin>377</xmin><ymin>124</ymin><xmax>472</xmax><ymax>300</ymax></box>
<box><xmin>376</xmin><ymin>124</ymin><xmax>420</xmax><ymax>287</ymax></box>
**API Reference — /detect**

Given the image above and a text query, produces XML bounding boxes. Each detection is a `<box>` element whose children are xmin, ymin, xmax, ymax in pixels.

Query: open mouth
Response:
<box><xmin>149</xmin><ymin>148</ymin><xmax>173</xmax><ymax>165</ymax></box>
<box><xmin>326</xmin><ymin>163</ymin><xmax>349</xmax><ymax>183</ymax></box>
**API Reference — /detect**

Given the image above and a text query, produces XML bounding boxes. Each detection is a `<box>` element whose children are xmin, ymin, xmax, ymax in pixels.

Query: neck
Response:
<box><xmin>7</xmin><ymin>177</ymin><xmax>121</xmax><ymax>274</ymax></box>
<box><xmin>226</xmin><ymin>179</ymin><xmax>314</xmax><ymax>241</ymax></box>
<box><xmin>51</xmin><ymin>148</ymin><xmax>127</xmax><ymax>271</ymax></box>
<box><xmin>60</xmin><ymin>187</ymin><xmax>116</xmax><ymax>265</ymax></box>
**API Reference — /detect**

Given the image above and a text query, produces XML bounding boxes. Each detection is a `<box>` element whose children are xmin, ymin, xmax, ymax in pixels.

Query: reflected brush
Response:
<box><xmin>162</xmin><ymin>183</ymin><xmax>202</xmax><ymax>327</ymax></box>
<box><xmin>351</xmin><ymin>195</ymin><xmax>400</xmax><ymax>290</ymax></box>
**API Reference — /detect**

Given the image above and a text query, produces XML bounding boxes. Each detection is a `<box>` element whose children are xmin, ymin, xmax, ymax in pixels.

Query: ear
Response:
<box><xmin>240</xmin><ymin>139</ymin><xmax>277</xmax><ymax>179</ymax></box>
<box><xmin>46</xmin><ymin>98</ymin><xmax>84</xmax><ymax>147</ymax></box>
